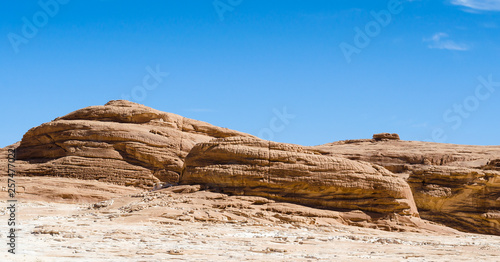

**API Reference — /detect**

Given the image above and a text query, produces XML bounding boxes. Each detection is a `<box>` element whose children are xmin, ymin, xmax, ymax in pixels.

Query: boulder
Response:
<box><xmin>312</xmin><ymin>139</ymin><xmax>500</xmax><ymax>235</ymax></box>
<box><xmin>181</xmin><ymin>137</ymin><xmax>418</xmax><ymax>216</ymax></box>
<box><xmin>407</xmin><ymin>165</ymin><xmax>500</xmax><ymax>235</ymax></box>
<box><xmin>14</xmin><ymin>100</ymin><xmax>253</xmax><ymax>187</ymax></box>
<box><xmin>373</xmin><ymin>133</ymin><xmax>400</xmax><ymax>141</ymax></box>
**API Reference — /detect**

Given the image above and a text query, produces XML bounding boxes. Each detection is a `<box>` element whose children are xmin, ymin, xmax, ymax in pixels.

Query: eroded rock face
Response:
<box><xmin>15</xmin><ymin>100</ymin><xmax>253</xmax><ymax>187</ymax></box>
<box><xmin>312</xmin><ymin>140</ymin><xmax>500</xmax><ymax>235</ymax></box>
<box><xmin>484</xmin><ymin>159</ymin><xmax>500</xmax><ymax>171</ymax></box>
<box><xmin>407</xmin><ymin>165</ymin><xmax>500</xmax><ymax>235</ymax></box>
<box><xmin>181</xmin><ymin>137</ymin><xmax>418</xmax><ymax>217</ymax></box>
<box><xmin>373</xmin><ymin>133</ymin><xmax>400</xmax><ymax>141</ymax></box>
<box><xmin>6</xmin><ymin>100</ymin><xmax>500</xmax><ymax>235</ymax></box>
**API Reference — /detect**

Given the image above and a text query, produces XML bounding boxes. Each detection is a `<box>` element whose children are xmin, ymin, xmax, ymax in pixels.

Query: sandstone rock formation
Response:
<box><xmin>312</xmin><ymin>139</ymin><xmax>500</xmax><ymax>235</ymax></box>
<box><xmin>484</xmin><ymin>159</ymin><xmax>500</xmax><ymax>171</ymax></box>
<box><xmin>4</xmin><ymin>100</ymin><xmax>500</xmax><ymax>236</ymax></box>
<box><xmin>13</xmin><ymin>100</ymin><xmax>253</xmax><ymax>187</ymax></box>
<box><xmin>181</xmin><ymin>137</ymin><xmax>418</xmax><ymax>217</ymax></box>
<box><xmin>373</xmin><ymin>133</ymin><xmax>400</xmax><ymax>141</ymax></box>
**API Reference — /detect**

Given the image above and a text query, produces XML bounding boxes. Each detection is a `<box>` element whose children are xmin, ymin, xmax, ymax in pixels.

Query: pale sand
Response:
<box><xmin>1</xmin><ymin>177</ymin><xmax>499</xmax><ymax>261</ymax></box>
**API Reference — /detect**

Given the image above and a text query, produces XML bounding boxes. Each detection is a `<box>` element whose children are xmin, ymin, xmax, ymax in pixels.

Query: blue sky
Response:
<box><xmin>1</xmin><ymin>0</ymin><xmax>499</xmax><ymax>147</ymax></box>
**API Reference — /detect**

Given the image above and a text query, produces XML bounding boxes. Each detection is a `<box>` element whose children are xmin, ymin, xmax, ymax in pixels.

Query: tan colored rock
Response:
<box><xmin>312</xmin><ymin>140</ymin><xmax>500</xmax><ymax>235</ymax></box>
<box><xmin>484</xmin><ymin>159</ymin><xmax>500</xmax><ymax>171</ymax></box>
<box><xmin>5</xmin><ymin>99</ymin><xmax>500</xmax><ymax>236</ymax></box>
<box><xmin>407</xmin><ymin>165</ymin><xmax>500</xmax><ymax>235</ymax></box>
<box><xmin>181</xmin><ymin>137</ymin><xmax>418</xmax><ymax>217</ymax></box>
<box><xmin>373</xmin><ymin>133</ymin><xmax>400</xmax><ymax>141</ymax></box>
<box><xmin>13</xmin><ymin>100</ymin><xmax>253</xmax><ymax>187</ymax></box>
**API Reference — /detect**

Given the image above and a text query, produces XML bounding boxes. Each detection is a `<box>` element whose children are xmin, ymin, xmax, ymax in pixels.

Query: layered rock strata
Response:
<box><xmin>181</xmin><ymin>137</ymin><xmax>418</xmax><ymax>217</ymax></box>
<box><xmin>312</xmin><ymin>138</ymin><xmax>500</xmax><ymax>235</ymax></box>
<box><xmin>14</xmin><ymin>100</ymin><xmax>253</xmax><ymax>187</ymax></box>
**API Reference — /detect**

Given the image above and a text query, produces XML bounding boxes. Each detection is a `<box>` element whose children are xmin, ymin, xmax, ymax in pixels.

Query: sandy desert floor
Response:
<box><xmin>1</xmin><ymin>177</ymin><xmax>500</xmax><ymax>262</ymax></box>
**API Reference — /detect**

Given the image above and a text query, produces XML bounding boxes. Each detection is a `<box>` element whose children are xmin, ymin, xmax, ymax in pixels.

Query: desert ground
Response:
<box><xmin>1</xmin><ymin>177</ymin><xmax>499</xmax><ymax>262</ymax></box>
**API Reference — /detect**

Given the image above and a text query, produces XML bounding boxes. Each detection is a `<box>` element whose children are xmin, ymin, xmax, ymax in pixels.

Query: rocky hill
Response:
<box><xmin>11</xmin><ymin>100</ymin><xmax>253</xmax><ymax>187</ymax></box>
<box><xmin>2</xmin><ymin>101</ymin><xmax>500</xmax><ymax>236</ymax></box>
<box><xmin>311</xmin><ymin>136</ymin><xmax>500</xmax><ymax>235</ymax></box>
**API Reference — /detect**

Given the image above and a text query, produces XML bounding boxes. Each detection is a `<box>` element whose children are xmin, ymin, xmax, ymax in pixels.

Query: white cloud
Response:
<box><xmin>424</xmin><ymin>33</ymin><xmax>469</xmax><ymax>51</ymax></box>
<box><xmin>451</xmin><ymin>0</ymin><xmax>500</xmax><ymax>11</ymax></box>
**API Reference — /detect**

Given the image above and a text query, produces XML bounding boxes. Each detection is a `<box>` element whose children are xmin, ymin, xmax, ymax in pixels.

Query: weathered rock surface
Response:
<box><xmin>484</xmin><ymin>159</ymin><xmax>500</xmax><ymax>171</ymax></box>
<box><xmin>312</xmin><ymin>139</ymin><xmax>500</xmax><ymax>235</ymax></box>
<box><xmin>13</xmin><ymin>100</ymin><xmax>253</xmax><ymax>187</ymax></box>
<box><xmin>4</xmin><ymin>100</ymin><xmax>500</xmax><ymax>236</ymax></box>
<box><xmin>181</xmin><ymin>137</ymin><xmax>418</xmax><ymax>217</ymax></box>
<box><xmin>373</xmin><ymin>133</ymin><xmax>400</xmax><ymax>141</ymax></box>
